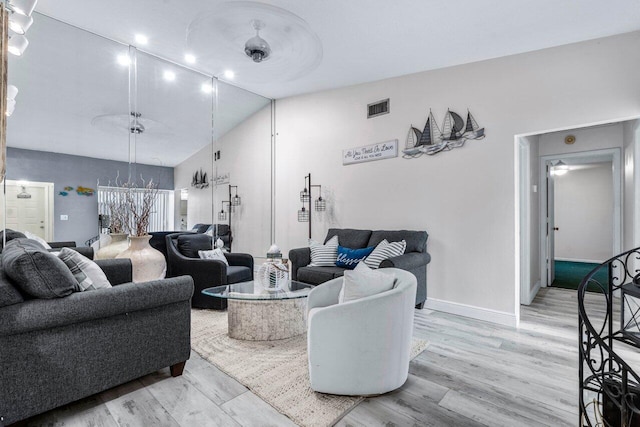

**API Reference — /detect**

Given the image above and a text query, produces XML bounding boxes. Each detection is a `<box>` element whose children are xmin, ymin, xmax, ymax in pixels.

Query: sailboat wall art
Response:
<box><xmin>403</xmin><ymin>109</ymin><xmax>485</xmax><ymax>158</ymax></box>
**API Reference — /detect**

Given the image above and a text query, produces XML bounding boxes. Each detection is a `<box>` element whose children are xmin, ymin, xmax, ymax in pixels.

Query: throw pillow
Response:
<box><xmin>0</xmin><ymin>229</ymin><xmax>26</xmax><ymax>251</ymax></box>
<box><xmin>177</xmin><ymin>234</ymin><xmax>212</xmax><ymax>258</ymax></box>
<box><xmin>3</xmin><ymin>238</ymin><xmax>77</xmax><ymax>299</ymax></box>
<box><xmin>364</xmin><ymin>239</ymin><xmax>407</xmax><ymax>269</ymax></box>
<box><xmin>23</xmin><ymin>230</ymin><xmax>52</xmax><ymax>249</ymax></box>
<box><xmin>57</xmin><ymin>247</ymin><xmax>112</xmax><ymax>292</ymax></box>
<box><xmin>309</xmin><ymin>235</ymin><xmax>339</xmax><ymax>267</ymax></box>
<box><xmin>339</xmin><ymin>261</ymin><xmax>396</xmax><ymax>304</ymax></box>
<box><xmin>335</xmin><ymin>245</ymin><xmax>375</xmax><ymax>269</ymax></box>
<box><xmin>198</xmin><ymin>248</ymin><xmax>229</xmax><ymax>266</ymax></box>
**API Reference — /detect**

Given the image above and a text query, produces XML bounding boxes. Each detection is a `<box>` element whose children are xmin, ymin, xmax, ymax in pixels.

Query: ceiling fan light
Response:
<box><xmin>9</xmin><ymin>0</ymin><xmax>38</xmax><ymax>17</ymax></box>
<box><xmin>8</xmin><ymin>34</ymin><xmax>29</xmax><ymax>56</ymax></box>
<box><xmin>244</xmin><ymin>34</ymin><xmax>271</xmax><ymax>63</ymax></box>
<box><xmin>8</xmin><ymin>11</ymin><xmax>32</xmax><ymax>35</ymax></box>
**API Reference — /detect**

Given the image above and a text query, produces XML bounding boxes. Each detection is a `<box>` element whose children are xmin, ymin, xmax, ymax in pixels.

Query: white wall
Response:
<box><xmin>173</xmin><ymin>144</ymin><xmax>214</xmax><ymax>229</ymax></box>
<box><xmin>539</xmin><ymin>123</ymin><xmax>623</xmax><ymax>156</ymax></box>
<box><xmin>623</xmin><ymin>119</ymin><xmax>640</xmax><ymax>250</ymax></box>
<box><xmin>273</xmin><ymin>30</ymin><xmax>640</xmax><ymax>324</ymax></box>
<box><xmin>553</xmin><ymin>164</ymin><xmax>613</xmax><ymax>262</ymax></box>
<box><xmin>528</xmin><ymin>136</ymin><xmax>540</xmax><ymax>296</ymax></box>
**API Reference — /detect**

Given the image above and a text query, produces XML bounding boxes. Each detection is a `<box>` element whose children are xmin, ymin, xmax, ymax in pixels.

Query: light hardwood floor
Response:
<box><xmin>21</xmin><ymin>288</ymin><xmax>603</xmax><ymax>426</ymax></box>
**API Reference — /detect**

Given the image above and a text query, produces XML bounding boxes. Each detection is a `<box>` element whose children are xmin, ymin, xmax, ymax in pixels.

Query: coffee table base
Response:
<box><xmin>227</xmin><ymin>298</ymin><xmax>307</xmax><ymax>341</ymax></box>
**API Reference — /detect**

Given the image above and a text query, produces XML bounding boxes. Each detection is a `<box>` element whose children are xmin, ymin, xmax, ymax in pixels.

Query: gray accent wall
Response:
<box><xmin>6</xmin><ymin>148</ymin><xmax>174</xmax><ymax>246</ymax></box>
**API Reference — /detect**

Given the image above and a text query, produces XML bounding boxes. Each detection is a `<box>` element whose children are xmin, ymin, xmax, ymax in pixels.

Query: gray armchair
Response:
<box><xmin>0</xmin><ymin>258</ymin><xmax>194</xmax><ymax>425</ymax></box>
<box><xmin>165</xmin><ymin>233</ymin><xmax>253</xmax><ymax>309</ymax></box>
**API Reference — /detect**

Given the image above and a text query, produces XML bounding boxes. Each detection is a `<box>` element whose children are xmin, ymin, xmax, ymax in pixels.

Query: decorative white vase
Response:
<box><xmin>95</xmin><ymin>233</ymin><xmax>129</xmax><ymax>260</ymax></box>
<box><xmin>116</xmin><ymin>235</ymin><xmax>167</xmax><ymax>283</ymax></box>
<box><xmin>257</xmin><ymin>261</ymin><xmax>289</xmax><ymax>291</ymax></box>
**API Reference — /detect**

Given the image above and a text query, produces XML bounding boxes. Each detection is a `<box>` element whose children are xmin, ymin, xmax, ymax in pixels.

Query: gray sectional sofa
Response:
<box><xmin>0</xmin><ymin>252</ymin><xmax>194</xmax><ymax>424</ymax></box>
<box><xmin>288</xmin><ymin>228</ymin><xmax>431</xmax><ymax>308</ymax></box>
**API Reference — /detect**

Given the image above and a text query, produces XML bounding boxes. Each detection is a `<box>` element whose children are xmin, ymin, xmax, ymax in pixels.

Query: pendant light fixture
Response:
<box><xmin>8</xmin><ymin>33</ymin><xmax>28</xmax><ymax>56</ymax></box>
<box><xmin>8</xmin><ymin>0</ymin><xmax>38</xmax><ymax>18</ymax></box>
<box><xmin>6</xmin><ymin>0</ymin><xmax>38</xmax><ymax>56</ymax></box>
<box><xmin>6</xmin><ymin>85</ymin><xmax>17</xmax><ymax>117</ymax></box>
<box><xmin>552</xmin><ymin>160</ymin><xmax>569</xmax><ymax>176</ymax></box>
<box><xmin>7</xmin><ymin>10</ymin><xmax>31</xmax><ymax>34</ymax></box>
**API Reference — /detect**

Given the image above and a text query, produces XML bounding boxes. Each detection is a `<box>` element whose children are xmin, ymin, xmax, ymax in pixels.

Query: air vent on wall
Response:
<box><xmin>367</xmin><ymin>98</ymin><xmax>389</xmax><ymax>119</ymax></box>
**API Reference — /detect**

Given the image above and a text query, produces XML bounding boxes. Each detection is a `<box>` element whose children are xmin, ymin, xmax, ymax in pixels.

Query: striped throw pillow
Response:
<box><xmin>364</xmin><ymin>239</ymin><xmax>406</xmax><ymax>269</ymax></box>
<box><xmin>309</xmin><ymin>235</ymin><xmax>339</xmax><ymax>266</ymax></box>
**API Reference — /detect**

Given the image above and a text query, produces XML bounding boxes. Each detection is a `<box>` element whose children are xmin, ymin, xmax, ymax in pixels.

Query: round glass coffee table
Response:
<box><xmin>202</xmin><ymin>280</ymin><xmax>313</xmax><ymax>341</ymax></box>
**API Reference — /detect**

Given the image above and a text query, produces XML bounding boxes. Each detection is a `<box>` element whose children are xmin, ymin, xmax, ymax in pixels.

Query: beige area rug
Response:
<box><xmin>190</xmin><ymin>308</ymin><xmax>428</xmax><ymax>427</ymax></box>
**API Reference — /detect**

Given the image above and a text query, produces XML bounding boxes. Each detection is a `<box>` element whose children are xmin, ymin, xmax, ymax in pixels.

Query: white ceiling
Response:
<box><xmin>35</xmin><ymin>0</ymin><xmax>640</xmax><ymax>99</ymax></box>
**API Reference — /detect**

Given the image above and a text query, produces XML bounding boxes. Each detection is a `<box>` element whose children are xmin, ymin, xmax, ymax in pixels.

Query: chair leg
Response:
<box><xmin>415</xmin><ymin>302</ymin><xmax>425</xmax><ymax>310</ymax></box>
<box><xmin>170</xmin><ymin>361</ymin><xmax>186</xmax><ymax>377</ymax></box>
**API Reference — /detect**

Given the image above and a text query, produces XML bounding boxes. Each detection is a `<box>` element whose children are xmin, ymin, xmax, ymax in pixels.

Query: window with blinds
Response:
<box><xmin>98</xmin><ymin>186</ymin><xmax>175</xmax><ymax>233</ymax></box>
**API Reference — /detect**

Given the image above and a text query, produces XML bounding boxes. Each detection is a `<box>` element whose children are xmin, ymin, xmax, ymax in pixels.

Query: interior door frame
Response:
<box><xmin>5</xmin><ymin>179</ymin><xmax>55</xmax><ymax>241</ymax></box>
<box><xmin>538</xmin><ymin>148</ymin><xmax>622</xmax><ymax>288</ymax></box>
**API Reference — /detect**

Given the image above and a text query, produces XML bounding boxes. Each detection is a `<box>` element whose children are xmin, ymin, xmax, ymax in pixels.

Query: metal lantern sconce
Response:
<box><xmin>218</xmin><ymin>201</ymin><xmax>230</xmax><ymax>221</ymax></box>
<box><xmin>298</xmin><ymin>206</ymin><xmax>309</xmax><ymax>222</ymax></box>
<box><xmin>300</xmin><ymin>187</ymin><xmax>310</xmax><ymax>202</ymax></box>
<box><xmin>221</xmin><ymin>185</ymin><xmax>240</xmax><ymax>251</ymax></box>
<box><xmin>297</xmin><ymin>173</ymin><xmax>326</xmax><ymax>238</ymax></box>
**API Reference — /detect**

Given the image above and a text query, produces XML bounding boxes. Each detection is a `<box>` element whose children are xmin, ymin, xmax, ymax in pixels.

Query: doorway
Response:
<box><xmin>540</xmin><ymin>152</ymin><xmax>619</xmax><ymax>291</ymax></box>
<box><xmin>0</xmin><ymin>180</ymin><xmax>55</xmax><ymax>241</ymax></box>
<box><xmin>516</xmin><ymin>118</ymin><xmax>635</xmax><ymax>316</ymax></box>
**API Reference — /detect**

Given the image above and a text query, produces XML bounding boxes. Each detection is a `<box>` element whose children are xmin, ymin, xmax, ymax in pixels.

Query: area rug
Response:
<box><xmin>191</xmin><ymin>309</ymin><xmax>428</xmax><ymax>427</ymax></box>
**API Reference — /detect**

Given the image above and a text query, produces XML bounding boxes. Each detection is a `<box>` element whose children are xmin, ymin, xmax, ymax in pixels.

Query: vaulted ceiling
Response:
<box><xmin>35</xmin><ymin>0</ymin><xmax>640</xmax><ymax>99</ymax></box>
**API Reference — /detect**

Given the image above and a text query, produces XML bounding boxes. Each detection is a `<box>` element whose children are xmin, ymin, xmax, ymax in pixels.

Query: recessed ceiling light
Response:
<box><xmin>184</xmin><ymin>54</ymin><xmax>196</xmax><ymax>64</ymax></box>
<box><xmin>163</xmin><ymin>70</ymin><xmax>176</xmax><ymax>81</ymax></box>
<box><xmin>201</xmin><ymin>83</ymin><xmax>215</xmax><ymax>94</ymax></box>
<box><xmin>135</xmin><ymin>34</ymin><xmax>148</xmax><ymax>45</ymax></box>
<box><xmin>223</xmin><ymin>70</ymin><xmax>235</xmax><ymax>79</ymax></box>
<box><xmin>117</xmin><ymin>54</ymin><xmax>131</xmax><ymax>66</ymax></box>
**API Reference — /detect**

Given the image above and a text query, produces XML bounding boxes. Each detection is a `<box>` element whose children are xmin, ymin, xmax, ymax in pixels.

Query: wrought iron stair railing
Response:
<box><xmin>579</xmin><ymin>247</ymin><xmax>640</xmax><ymax>426</ymax></box>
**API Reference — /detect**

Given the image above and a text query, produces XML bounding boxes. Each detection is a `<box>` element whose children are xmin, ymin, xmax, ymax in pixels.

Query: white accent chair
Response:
<box><xmin>306</xmin><ymin>268</ymin><xmax>417</xmax><ymax>395</ymax></box>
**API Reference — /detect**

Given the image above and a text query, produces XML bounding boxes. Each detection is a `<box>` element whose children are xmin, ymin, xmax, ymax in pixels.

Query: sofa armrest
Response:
<box><xmin>307</xmin><ymin>277</ymin><xmax>342</xmax><ymax>312</ymax></box>
<box><xmin>95</xmin><ymin>258</ymin><xmax>133</xmax><ymax>285</ymax></box>
<box><xmin>48</xmin><ymin>241</ymin><xmax>76</xmax><ymax>248</ymax></box>
<box><xmin>0</xmin><ymin>275</ymin><xmax>194</xmax><ymax>336</ymax></box>
<box><xmin>171</xmin><ymin>256</ymin><xmax>228</xmax><ymax>287</ymax></box>
<box><xmin>379</xmin><ymin>252</ymin><xmax>431</xmax><ymax>270</ymax></box>
<box><xmin>224</xmin><ymin>253</ymin><xmax>254</xmax><ymax>270</ymax></box>
<box><xmin>288</xmin><ymin>247</ymin><xmax>311</xmax><ymax>280</ymax></box>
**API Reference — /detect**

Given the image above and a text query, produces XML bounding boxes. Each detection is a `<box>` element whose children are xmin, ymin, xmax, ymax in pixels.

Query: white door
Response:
<box><xmin>0</xmin><ymin>182</ymin><xmax>53</xmax><ymax>240</ymax></box>
<box><xmin>546</xmin><ymin>164</ymin><xmax>556</xmax><ymax>286</ymax></box>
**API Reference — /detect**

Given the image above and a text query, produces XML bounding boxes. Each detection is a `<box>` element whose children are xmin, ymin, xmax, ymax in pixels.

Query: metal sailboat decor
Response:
<box><xmin>191</xmin><ymin>168</ymin><xmax>210</xmax><ymax>189</ymax></box>
<box><xmin>403</xmin><ymin>109</ymin><xmax>485</xmax><ymax>158</ymax></box>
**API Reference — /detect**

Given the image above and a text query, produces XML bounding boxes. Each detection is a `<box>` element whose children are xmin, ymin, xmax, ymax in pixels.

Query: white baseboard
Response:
<box><xmin>424</xmin><ymin>298</ymin><xmax>517</xmax><ymax>328</ymax></box>
<box><xmin>554</xmin><ymin>257</ymin><xmax>602</xmax><ymax>264</ymax></box>
<box><xmin>526</xmin><ymin>280</ymin><xmax>541</xmax><ymax>305</ymax></box>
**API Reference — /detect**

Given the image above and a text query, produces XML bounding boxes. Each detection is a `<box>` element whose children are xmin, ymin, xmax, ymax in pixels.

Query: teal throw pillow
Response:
<box><xmin>336</xmin><ymin>245</ymin><xmax>375</xmax><ymax>269</ymax></box>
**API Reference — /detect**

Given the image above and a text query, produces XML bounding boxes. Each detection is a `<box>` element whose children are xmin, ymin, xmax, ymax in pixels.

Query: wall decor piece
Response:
<box><xmin>191</xmin><ymin>168</ymin><xmax>210</xmax><ymax>189</ymax></box>
<box><xmin>214</xmin><ymin>172</ymin><xmax>230</xmax><ymax>185</ymax></box>
<box><xmin>76</xmin><ymin>186</ymin><xmax>94</xmax><ymax>196</ymax></box>
<box><xmin>343</xmin><ymin>139</ymin><xmax>398</xmax><ymax>165</ymax></box>
<box><xmin>403</xmin><ymin>109</ymin><xmax>485</xmax><ymax>158</ymax></box>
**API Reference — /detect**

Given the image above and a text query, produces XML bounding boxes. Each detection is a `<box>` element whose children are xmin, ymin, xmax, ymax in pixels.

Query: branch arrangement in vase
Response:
<box><xmin>124</xmin><ymin>178</ymin><xmax>159</xmax><ymax>237</ymax></box>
